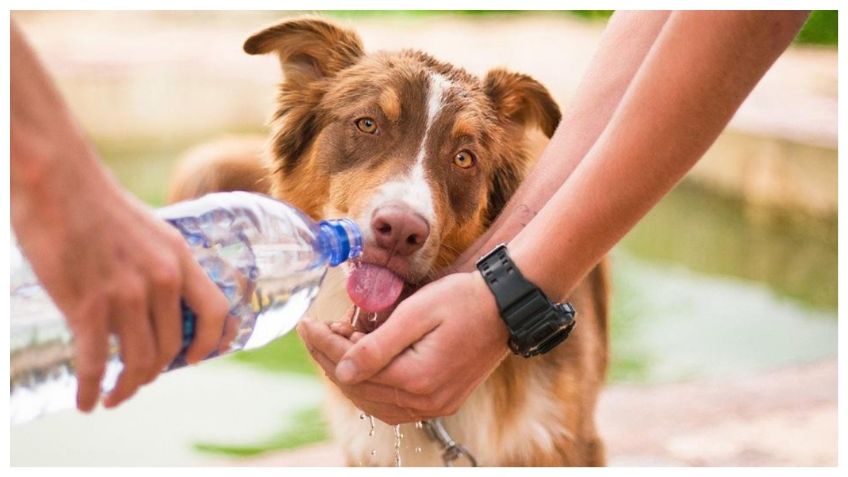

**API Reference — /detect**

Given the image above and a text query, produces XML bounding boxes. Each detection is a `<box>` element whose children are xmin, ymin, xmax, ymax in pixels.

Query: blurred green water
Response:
<box><xmin>620</xmin><ymin>182</ymin><xmax>837</xmax><ymax>310</ymax></box>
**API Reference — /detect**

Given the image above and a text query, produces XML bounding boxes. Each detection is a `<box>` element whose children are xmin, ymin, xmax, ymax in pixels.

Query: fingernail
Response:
<box><xmin>336</xmin><ymin>359</ymin><xmax>358</xmax><ymax>383</ymax></box>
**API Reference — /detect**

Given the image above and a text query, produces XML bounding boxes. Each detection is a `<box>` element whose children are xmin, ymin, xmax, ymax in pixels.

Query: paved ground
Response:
<box><xmin>243</xmin><ymin>359</ymin><xmax>837</xmax><ymax>467</ymax></box>
<box><xmin>597</xmin><ymin>359</ymin><xmax>837</xmax><ymax>466</ymax></box>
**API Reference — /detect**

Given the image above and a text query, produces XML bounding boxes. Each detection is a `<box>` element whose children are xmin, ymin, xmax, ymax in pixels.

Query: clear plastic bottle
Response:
<box><xmin>10</xmin><ymin>191</ymin><xmax>362</xmax><ymax>425</ymax></box>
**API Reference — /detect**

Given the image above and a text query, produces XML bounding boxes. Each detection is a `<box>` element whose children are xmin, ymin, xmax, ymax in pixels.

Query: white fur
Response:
<box><xmin>356</xmin><ymin>73</ymin><xmax>452</xmax><ymax>239</ymax></box>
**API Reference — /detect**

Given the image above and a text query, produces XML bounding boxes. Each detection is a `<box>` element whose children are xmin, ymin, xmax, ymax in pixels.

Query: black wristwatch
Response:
<box><xmin>475</xmin><ymin>244</ymin><xmax>576</xmax><ymax>358</ymax></box>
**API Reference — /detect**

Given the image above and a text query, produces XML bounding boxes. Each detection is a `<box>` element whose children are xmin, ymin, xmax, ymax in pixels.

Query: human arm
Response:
<box><xmin>509</xmin><ymin>10</ymin><xmax>810</xmax><ymax>301</ymax></box>
<box><xmin>11</xmin><ymin>21</ymin><xmax>230</xmax><ymax>411</ymax></box>
<box><xmin>451</xmin><ymin>10</ymin><xmax>673</xmax><ymax>272</ymax></box>
<box><xmin>300</xmin><ymin>10</ymin><xmax>811</xmax><ymax>424</ymax></box>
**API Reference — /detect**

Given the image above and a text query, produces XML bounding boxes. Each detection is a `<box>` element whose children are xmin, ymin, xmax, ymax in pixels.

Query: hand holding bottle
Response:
<box><xmin>11</xmin><ymin>21</ymin><xmax>230</xmax><ymax>412</ymax></box>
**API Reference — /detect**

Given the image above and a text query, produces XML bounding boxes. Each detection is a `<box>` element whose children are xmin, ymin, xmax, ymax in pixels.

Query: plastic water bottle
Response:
<box><xmin>10</xmin><ymin>191</ymin><xmax>362</xmax><ymax>425</ymax></box>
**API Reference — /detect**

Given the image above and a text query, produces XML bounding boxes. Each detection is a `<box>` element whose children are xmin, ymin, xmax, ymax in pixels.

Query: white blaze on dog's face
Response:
<box><xmin>244</xmin><ymin>18</ymin><xmax>560</xmax><ymax>315</ymax></box>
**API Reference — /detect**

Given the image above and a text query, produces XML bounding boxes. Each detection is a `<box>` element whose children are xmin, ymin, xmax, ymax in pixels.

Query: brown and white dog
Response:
<box><xmin>168</xmin><ymin>17</ymin><xmax>609</xmax><ymax>467</ymax></box>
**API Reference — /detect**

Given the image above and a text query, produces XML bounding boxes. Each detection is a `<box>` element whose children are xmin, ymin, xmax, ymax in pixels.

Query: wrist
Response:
<box><xmin>507</xmin><ymin>237</ymin><xmax>565</xmax><ymax>302</ymax></box>
<box><xmin>468</xmin><ymin>270</ymin><xmax>511</xmax><ymax>349</ymax></box>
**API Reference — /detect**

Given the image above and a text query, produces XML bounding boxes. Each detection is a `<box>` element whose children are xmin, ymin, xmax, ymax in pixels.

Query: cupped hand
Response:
<box><xmin>297</xmin><ymin>271</ymin><xmax>509</xmax><ymax>424</ymax></box>
<box><xmin>12</xmin><ymin>170</ymin><xmax>231</xmax><ymax>412</ymax></box>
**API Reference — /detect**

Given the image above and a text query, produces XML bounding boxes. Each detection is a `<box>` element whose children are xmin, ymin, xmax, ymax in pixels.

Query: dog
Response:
<box><xmin>168</xmin><ymin>17</ymin><xmax>609</xmax><ymax>467</ymax></box>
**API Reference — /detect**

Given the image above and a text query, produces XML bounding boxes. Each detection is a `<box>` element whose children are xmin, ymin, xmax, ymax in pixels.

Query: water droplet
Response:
<box><xmin>359</xmin><ymin>413</ymin><xmax>366</xmax><ymax>420</ymax></box>
<box><xmin>370</xmin><ymin>449</ymin><xmax>377</xmax><ymax>456</ymax></box>
<box><xmin>415</xmin><ymin>447</ymin><xmax>422</xmax><ymax>453</ymax></box>
<box><xmin>415</xmin><ymin>421</ymin><xmax>423</xmax><ymax>429</ymax></box>
<box><xmin>351</xmin><ymin>306</ymin><xmax>361</xmax><ymax>328</ymax></box>
<box><xmin>368</xmin><ymin>415</ymin><xmax>376</xmax><ymax>437</ymax></box>
<box><xmin>394</xmin><ymin>424</ymin><xmax>403</xmax><ymax>467</ymax></box>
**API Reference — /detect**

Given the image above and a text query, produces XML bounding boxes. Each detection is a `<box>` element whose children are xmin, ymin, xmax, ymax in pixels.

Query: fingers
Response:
<box><xmin>103</xmin><ymin>281</ymin><xmax>157</xmax><ymax>409</ymax></box>
<box><xmin>336</xmin><ymin>300</ymin><xmax>437</xmax><ymax>385</ymax></box>
<box><xmin>72</xmin><ymin>309</ymin><xmax>109</xmax><ymax>412</ymax></box>
<box><xmin>180</xmin><ymin>253</ymin><xmax>229</xmax><ymax>364</ymax></box>
<box><xmin>329</xmin><ymin>320</ymin><xmax>355</xmax><ymax>338</ymax></box>
<box><xmin>300</xmin><ymin>321</ymin><xmax>437</xmax><ymax>416</ymax></box>
<box><xmin>217</xmin><ymin>315</ymin><xmax>240</xmax><ymax>354</ymax></box>
<box><xmin>310</xmin><ymin>349</ymin><xmax>424</xmax><ymax>425</ymax></box>
<box><xmin>298</xmin><ymin>320</ymin><xmax>394</xmax><ymax>387</ymax></box>
<box><xmin>299</xmin><ymin>320</ymin><xmax>352</xmax><ymax>362</ymax></box>
<box><xmin>148</xmin><ymin>264</ymin><xmax>183</xmax><ymax>373</ymax></box>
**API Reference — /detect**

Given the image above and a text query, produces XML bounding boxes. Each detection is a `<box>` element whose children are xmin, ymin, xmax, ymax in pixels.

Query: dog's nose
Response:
<box><xmin>371</xmin><ymin>205</ymin><xmax>430</xmax><ymax>256</ymax></box>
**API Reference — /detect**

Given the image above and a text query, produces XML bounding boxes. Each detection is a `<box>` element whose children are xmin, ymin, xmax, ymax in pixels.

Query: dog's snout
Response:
<box><xmin>371</xmin><ymin>206</ymin><xmax>430</xmax><ymax>256</ymax></box>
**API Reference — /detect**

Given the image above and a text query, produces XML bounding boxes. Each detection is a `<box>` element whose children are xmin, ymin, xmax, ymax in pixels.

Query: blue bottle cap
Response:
<box><xmin>319</xmin><ymin>219</ymin><xmax>363</xmax><ymax>266</ymax></box>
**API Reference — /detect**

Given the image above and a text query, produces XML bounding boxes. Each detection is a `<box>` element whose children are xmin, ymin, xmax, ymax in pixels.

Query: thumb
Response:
<box><xmin>335</xmin><ymin>299</ymin><xmax>435</xmax><ymax>384</ymax></box>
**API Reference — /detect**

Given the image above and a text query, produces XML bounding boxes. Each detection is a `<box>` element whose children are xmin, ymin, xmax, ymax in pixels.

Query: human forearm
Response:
<box><xmin>452</xmin><ymin>10</ymin><xmax>671</xmax><ymax>270</ymax></box>
<box><xmin>11</xmin><ymin>21</ymin><xmax>230</xmax><ymax>410</ymax></box>
<box><xmin>510</xmin><ymin>10</ymin><xmax>809</xmax><ymax>301</ymax></box>
<box><xmin>11</xmin><ymin>21</ymin><xmax>119</xmax><ymax>225</ymax></box>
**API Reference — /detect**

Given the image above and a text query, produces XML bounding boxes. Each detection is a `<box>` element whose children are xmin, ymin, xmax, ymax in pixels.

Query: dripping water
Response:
<box><xmin>359</xmin><ymin>412</ymin><xmax>375</xmax><ymax>437</ymax></box>
<box><xmin>394</xmin><ymin>424</ymin><xmax>403</xmax><ymax>467</ymax></box>
<box><xmin>350</xmin><ymin>306</ymin><xmax>361</xmax><ymax>329</ymax></box>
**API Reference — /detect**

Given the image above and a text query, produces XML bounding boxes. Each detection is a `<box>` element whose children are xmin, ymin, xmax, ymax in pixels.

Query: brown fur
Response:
<box><xmin>166</xmin><ymin>136</ymin><xmax>271</xmax><ymax>203</ymax></box>
<box><xmin>168</xmin><ymin>17</ymin><xmax>609</xmax><ymax>467</ymax></box>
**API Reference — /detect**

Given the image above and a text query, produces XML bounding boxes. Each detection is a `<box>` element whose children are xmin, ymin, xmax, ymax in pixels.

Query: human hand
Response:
<box><xmin>297</xmin><ymin>271</ymin><xmax>509</xmax><ymax>424</ymax></box>
<box><xmin>12</xmin><ymin>169</ymin><xmax>230</xmax><ymax>412</ymax></box>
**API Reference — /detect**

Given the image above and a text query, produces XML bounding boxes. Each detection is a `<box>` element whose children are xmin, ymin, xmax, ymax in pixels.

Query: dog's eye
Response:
<box><xmin>355</xmin><ymin>117</ymin><xmax>378</xmax><ymax>134</ymax></box>
<box><xmin>453</xmin><ymin>150</ymin><xmax>476</xmax><ymax>169</ymax></box>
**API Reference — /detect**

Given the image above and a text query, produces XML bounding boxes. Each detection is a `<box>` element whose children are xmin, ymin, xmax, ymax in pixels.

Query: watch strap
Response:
<box><xmin>476</xmin><ymin>244</ymin><xmax>576</xmax><ymax>357</ymax></box>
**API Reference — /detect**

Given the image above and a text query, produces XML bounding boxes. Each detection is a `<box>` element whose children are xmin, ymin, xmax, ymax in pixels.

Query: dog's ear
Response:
<box><xmin>483</xmin><ymin>68</ymin><xmax>561</xmax><ymax>138</ymax></box>
<box><xmin>244</xmin><ymin>17</ymin><xmax>364</xmax><ymax>86</ymax></box>
<box><xmin>482</xmin><ymin>69</ymin><xmax>560</xmax><ymax>225</ymax></box>
<box><xmin>244</xmin><ymin>18</ymin><xmax>363</xmax><ymax>177</ymax></box>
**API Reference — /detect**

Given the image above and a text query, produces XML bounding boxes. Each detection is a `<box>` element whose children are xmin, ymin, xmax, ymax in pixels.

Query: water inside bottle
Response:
<box><xmin>10</xmin><ymin>206</ymin><xmax>325</xmax><ymax>424</ymax></box>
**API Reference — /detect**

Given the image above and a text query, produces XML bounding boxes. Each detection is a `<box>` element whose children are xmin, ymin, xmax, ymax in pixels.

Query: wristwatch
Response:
<box><xmin>475</xmin><ymin>244</ymin><xmax>576</xmax><ymax>357</ymax></box>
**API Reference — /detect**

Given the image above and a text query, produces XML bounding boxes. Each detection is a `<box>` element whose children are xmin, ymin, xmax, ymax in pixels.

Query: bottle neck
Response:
<box><xmin>318</xmin><ymin>219</ymin><xmax>363</xmax><ymax>266</ymax></box>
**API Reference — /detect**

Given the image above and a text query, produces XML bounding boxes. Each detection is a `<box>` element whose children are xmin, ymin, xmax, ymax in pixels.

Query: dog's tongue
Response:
<box><xmin>347</xmin><ymin>263</ymin><xmax>405</xmax><ymax>313</ymax></box>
